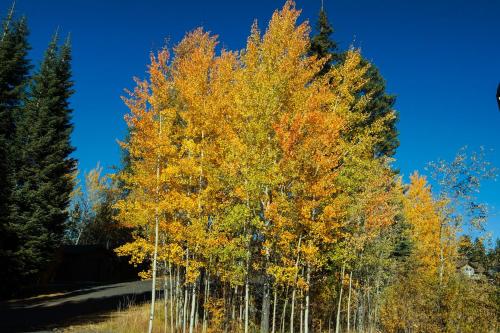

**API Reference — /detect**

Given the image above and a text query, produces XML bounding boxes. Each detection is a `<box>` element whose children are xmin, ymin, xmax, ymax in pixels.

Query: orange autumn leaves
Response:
<box><xmin>115</xmin><ymin>0</ymin><xmax>398</xmax><ymax>294</ymax></box>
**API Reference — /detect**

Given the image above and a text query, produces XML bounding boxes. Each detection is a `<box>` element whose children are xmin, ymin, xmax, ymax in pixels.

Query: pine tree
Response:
<box><xmin>0</xmin><ymin>4</ymin><xmax>31</xmax><ymax>294</ymax></box>
<box><xmin>309</xmin><ymin>7</ymin><xmax>399</xmax><ymax>157</ymax></box>
<box><xmin>309</xmin><ymin>8</ymin><xmax>338</xmax><ymax>76</ymax></box>
<box><xmin>11</xmin><ymin>33</ymin><xmax>75</xmax><ymax>282</ymax></box>
<box><xmin>359</xmin><ymin>59</ymin><xmax>398</xmax><ymax>157</ymax></box>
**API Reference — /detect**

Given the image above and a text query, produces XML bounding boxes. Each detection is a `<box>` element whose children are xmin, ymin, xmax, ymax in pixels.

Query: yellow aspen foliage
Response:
<box><xmin>404</xmin><ymin>172</ymin><xmax>456</xmax><ymax>276</ymax></box>
<box><xmin>114</xmin><ymin>49</ymin><xmax>184</xmax><ymax>275</ymax></box>
<box><xmin>109</xmin><ymin>3</ymin><xmax>497</xmax><ymax>333</ymax></box>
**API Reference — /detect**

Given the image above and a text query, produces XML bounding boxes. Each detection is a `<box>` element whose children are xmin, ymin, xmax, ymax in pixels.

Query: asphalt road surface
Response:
<box><xmin>0</xmin><ymin>280</ymin><xmax>152</xmax><ymax>332</ymax></box>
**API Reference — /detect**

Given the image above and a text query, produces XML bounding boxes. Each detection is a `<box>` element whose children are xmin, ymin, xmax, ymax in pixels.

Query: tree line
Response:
<box><xmin>0</xmin><ymin>3</ymin><xmax>75</xmax><ymax>295</ymax></box>
<box><xmin>112</xmin><ymin>2</ymin><xmax>498</xmax><ymax>333</ymax></box>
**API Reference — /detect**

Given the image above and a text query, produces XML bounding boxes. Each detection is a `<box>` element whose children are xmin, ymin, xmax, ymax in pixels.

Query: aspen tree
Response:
<box><xmin>116</xmin><ymin>50</ymin><xmax>180</xmax><ymax>332</ymax></box>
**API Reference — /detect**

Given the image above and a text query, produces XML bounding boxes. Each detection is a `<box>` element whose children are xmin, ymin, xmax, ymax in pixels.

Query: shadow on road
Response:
<box><xmin>0</xmin><ymin>281</ymin><xmax>152</xmax><ymax>332</ymax></box>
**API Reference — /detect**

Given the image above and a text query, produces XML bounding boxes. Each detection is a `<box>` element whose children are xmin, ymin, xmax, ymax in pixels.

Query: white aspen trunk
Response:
<box><xmin>347</xmin><ymin>271</ymin><xmax>352</xmax><ymax>333</ymax></box>
<box><xmin>148</xmin><ymin>177</ymin><xmax>161</xmax><ymax>333</ymax></box>
<box><xmin>195</xmin><ymin>278</ymin><xmax>200</xmax><ymax>330</ymax></box>
<box><xmin>245</xmin><ymin>272</ymin><xmax>250</xmax><ymax>333</ymax></box>
<box><xmin>206</xmin><ymin>272</ymin><xmax>211</xmax><ymax>322</ymax></box>
<box><xmin>148</xmin><ymin>108</ymin><xmax>163</xmax><ymax>333</ymax></box>
<box><xmin>261</xmin><ymin>275</ymin><xmax>270</xmax><ymax>333</ymax></box>
<box><xmin>183</xmin><ymin>284</ymin><xmax>188</xmax><ymax>333</ymax></box>
<box><xmin>244</xmin><ymin>181</ymin><xmax>251</xmax><ymax>333</ymax></box>
<box><xmin>335</xmin><ymin>263</ymin><xmax>346</xmax><ymax>333</ymax></box>
<box><xmin>290</xmin><ymin>288</ymin><xmax>296</xmax><ymax>333</ymax></box>
<box><xmin>281</xmin><ymin>296</ymin><xmax>288</xmax><ymax>333</ymax></box>
<box><xmin>304</xmin><ymin>265</ymin><xmax>310</xmax><ymax>333</ymax></box>
<box><xmin>290</xmin><ymin>236</ymin><xmax>303</xmax><ymax>333</ymax></box>
<box><xmin>183</xmin><ymin>251</ymin><xmax>190</xmax><ymax>333</ymax></box>
<box><xmin>169</xmin><ymin>263</ymin><xmax>175</xmax><ymax>333</ymax></box>
<box><xmin>75</xmin><ymin>221</ymin><xmax>84</xmax><ymax>245</ymax></box>
<box><xmin>203</xmin><ymin>272</ymin><xmax>210</xmax><ymax>333</ymax></box>
<box><xmin>189</xmin><ymin>281</ymin><xmax>197</xmax><ymax>333</ymax></box>
<box><xmin>271</xmin><ymin>287</ymin><xmax>277</xmax><ymax>333</ymax></box>
<box><xmin>261</xmin><ymin>188</ymin><xmax>272</xmax><ymax>333</ymax></box>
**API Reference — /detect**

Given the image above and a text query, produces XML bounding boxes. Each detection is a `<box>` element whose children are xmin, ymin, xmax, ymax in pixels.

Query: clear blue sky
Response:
<box><xmin>5</xmin><ymin>0</ymin><xmax>500</xmax><ymax>238</ymax></box>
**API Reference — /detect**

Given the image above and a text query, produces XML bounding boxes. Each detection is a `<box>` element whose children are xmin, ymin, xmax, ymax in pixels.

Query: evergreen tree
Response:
<box><xmin>359</xmin><ymin>58</ymin><xmax>398</xmax><ymax>157</ymax></box>
<box><xmin>309</xmin><ymin>7</ymin><xmax>399</xmax><ymax>157</ymax></box>
<box><xmin>0</xmin><ymin>5</ymin><xmax>31</xmax><ymax>294</ymax></box>
<box><xmin>309</xmin><ymin>8</ymin><xmax>338</xmax><ymax>76</ymax></box>
<box><xmin>11</xmin><ymin>33</ymin><xmax>76</xmax><ymax>282</ymax></box>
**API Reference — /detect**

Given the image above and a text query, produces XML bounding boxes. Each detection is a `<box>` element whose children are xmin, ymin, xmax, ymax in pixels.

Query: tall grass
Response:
<box><xmin>63</xmin><ymin>300</ymin><xmax>168</xmax><ymax>333</ymax></box>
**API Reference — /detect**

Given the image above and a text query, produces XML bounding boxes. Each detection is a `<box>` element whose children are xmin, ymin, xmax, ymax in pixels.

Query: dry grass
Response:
<box><xmin>62</xmin><ymin>300</ymin><xmax>168</xmax><ymax>333</ymax></box>
<box><xmin>61</xmin><ymin>299</ymin><xmax>251</xmax><ymax>333</ymax></box>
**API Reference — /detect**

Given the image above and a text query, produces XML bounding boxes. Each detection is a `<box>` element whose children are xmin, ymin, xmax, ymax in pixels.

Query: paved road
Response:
<box><xmin>0</xmin><ymin>280</ymin><xmax>152</xmax><ymax>332</ymax></box>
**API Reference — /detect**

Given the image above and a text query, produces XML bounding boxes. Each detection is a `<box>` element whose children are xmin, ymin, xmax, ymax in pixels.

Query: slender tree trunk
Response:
<box><xmin>335</xmin><ymin>263</ymin><xmax>346</xmax><ymax>333</ymax></box>
<box><xmin>245</xmin><ymin>270</ymin><xmax>250</xmax><ymax>333</ymax></box>
<box><xmin>304</xmin><ymin>265</ymin><xmax>310</xmax><ymax>333</ymax></box>
<box><xmin>243</xmin><ymin>181</ymin><xmax>250</xmax><ymax>333</ymax></box>
<box><xmin>347</xmin><ymin>271</ymin><xmax>352</xmax><ymax>333</ymax></box>
<box><xmin>372</xmin><ymin>270</ymin><xmax>382</xmax><ymax>332</ymax></box>
<box><xmin>271</xmin><ymin>287</ymin><xmax>277</xmax><ymax>333</ymax></box>
<box><xmin>260</xmin><ymin>188</ymin><xmax>272</xmax><ymax>333</ymax></box>
<box><xmin>195</xmin><ymin>278</ymin><xmax>200</xmax><ymax>330</ymax></box>
<box><xmin>183</xmin><ymin>284</ymin><xmax>188</xmax><ymax>333</ymax></box>
<box><xmin>290</xmin><ymin>287</ymin><xmax>296</xmax><ymax>333</ymax></box>
<box><xmin>281</xmin><ymin>294</ymin><xmax>288</xmax><ymax>333</ymax></box>
<box><xmin>189</xmin><ymin>281</ymin><xmax>197</xmax><ymax>333</ymax></box>
<box><xmin>261</xmin><ymin>275</ymin><xmax>271</xmax><ymax>333</ymax></box>
<box><xmin>183</xmin><ymin>251</ymin><xmax>190</xmax><ymax>333</ymax></box>
<box><xmin>290</xmin><ymin>236</ymin><xmax>302</xmax><ymax>333</ymax></box>
<box><xmin>148</xmin><ymin>201</ymin><xmax>160</xmax><ymax>333</ymax></box>
<box><xmin>169</xmin><ymin>263</ymin><xmax>174</xmax><ymax>333</ymax></box>
<box><xmin>148</xmin><ymin>111</ymin><xmax>163</xmax><ymax>333</ymax></box>
<box><xmin>203</xmin><ymin>271</ymin><xmax>210</xmax><ymax>333</ymax></box>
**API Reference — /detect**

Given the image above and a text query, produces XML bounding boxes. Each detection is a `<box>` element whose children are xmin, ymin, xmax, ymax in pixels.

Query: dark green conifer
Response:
<box><xmin>359</xmin><ymin>58</ymin><xmax>398</xmax><ymax>157</ymax></box>
<box><xmin>0</xmin><ymin>4</ymin><xmax>31</xmax><ymax>294</ymax></box>
<box><xmin>309</xmin><ymin>8</ymin><xmax>338</xmax><ymax>76</ymax></box>
<box><xmin>11</xmin><ymin>33</ymin><xmax>76</xmax><ymax>282</ymax></box>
